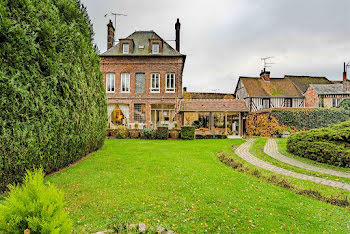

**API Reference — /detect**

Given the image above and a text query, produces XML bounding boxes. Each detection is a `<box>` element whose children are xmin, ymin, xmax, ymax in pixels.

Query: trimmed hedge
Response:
<box><xmin>181</xmin><ymin>126</ymin><xmax>195</xmax><ymax>140</ymax></box>
<box><xmin>246</xmin><ymin>108</ymin><xmax>350</xmax><ymax>137</ymax></box>
<box><xmin>340</xmin><ymin>99</ymin><xmax>350</xmax><ymax>110</ymax></box>
<box><xmin>0</xmin><ymin>0</ymin><xmax>107</xmax><ymax>192</ymax></box>
<box><xmin>141</xmin><ymin>128</ymin><xmax>156</xmax><ymax>139</ymax></box>
<box><xmin>156</xmin><ymin>127</ymin><xmax>168</xmax><ymax>140</ymax></box>
<box><xmin>195</xmin><ymin>134</ymin><xmax>227</xmax><ymax>139</ymax></box>
<box><xmin>287</xmin><ymin>120</ymin><xmax>350</xmax><ymax>167</ymax></box>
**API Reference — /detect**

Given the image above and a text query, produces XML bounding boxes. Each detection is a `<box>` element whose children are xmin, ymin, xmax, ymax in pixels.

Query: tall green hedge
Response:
<box><xmin>287</xmin><ymin>120</ymin><xmax>350</xmax><ymax>167</ymax></box>
<box><xmin>0</xmin><ymin>0</ymin><xmax>107</xmax><ymax>192</ymax></box>
<box><xmin>270</xmin><ymin>108</ymin><xmax>350</xmax><ymax>130</ymax></box>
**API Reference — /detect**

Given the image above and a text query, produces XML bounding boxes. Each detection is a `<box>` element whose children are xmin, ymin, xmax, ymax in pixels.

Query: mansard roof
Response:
<box><xmin>100</xmin><ymin>31</ymin><xmax>184</xmax><ymax>57</ymax></box>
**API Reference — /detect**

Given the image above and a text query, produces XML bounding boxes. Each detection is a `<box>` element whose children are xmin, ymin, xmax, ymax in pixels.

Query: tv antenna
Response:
<box><xmin>104</xmin><ymin>12</ymin><xmax>127</xmax><ymax>30</ymax></box>
<box><xmin>261</xmin><ymin>56</ymin><xmax>275</xmax><ymax>70</ymax></box>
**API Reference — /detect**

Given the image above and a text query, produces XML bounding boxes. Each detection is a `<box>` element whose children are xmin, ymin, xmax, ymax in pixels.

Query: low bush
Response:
<box><xmin>128</xmin><ymin>130</ymin><xmax>140</xmax><ymax>139</ymax></box>
<box><xmin>112</xmin><ymin>126</ymin><xmax>128</xmax><ymax>139</ymax></box>
<box><xmin>340</xmin><ymin>99</ymin><xmax>350</xmax><ymax>110</ymax></box>
<box><xmin>181</xmin><ymin>126</ymin><xmax>195</xmax><ymax>140</ymax></box>
<box><xmin>287</xmin><ymin>120</ymin><xmax>350</xmax><ymax>167</ymax></box>
<box><xmin>195</xmin><ymin>134</ymin><xmax>227</xmax><ymax>139</ymax></box>
<box><xmin>169</xmin><ymin>130</ymin><xmax>180</xmax><ymax>139</ymax></box>
<box><xmin>0</xmin><ymin>169</ymin><xmax>72</xmax><ymax>233</ymax></box>
<box><xmin>156</xmin><ymin>127</ymin><xmax>168</xmax><ymax>140</ymax></box>
<box><xmin>141</xmin><ymin>128</ymin><xmax>156</xmax><ymax>139</ymax></box>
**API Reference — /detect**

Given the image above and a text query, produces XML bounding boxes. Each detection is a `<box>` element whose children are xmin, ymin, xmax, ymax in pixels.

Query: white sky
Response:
<box><xmin>81</xmin><ymin>0</ymin><xmax>350</xmax><ymax>93</ymax></box>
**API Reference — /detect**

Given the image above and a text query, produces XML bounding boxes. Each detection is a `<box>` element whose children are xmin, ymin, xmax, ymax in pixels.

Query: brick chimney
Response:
<box><xmin>107</xmin><ymin>20</ymin><xmax>115</xmax><ymax>50</ymax></box>
<box><xmin>260</xmin><ymin>68</ymin><xmax>270</xmax><ymax>81</ymax></box>
<box><xmin>175</xmin><ymin>18</ymin><xmax>181</xmax><ymax>52</ymax></box>
<box><xmin>343</xmin><ymin>62</ymin><xmax>347</xmax><ymax>81</ymax></box>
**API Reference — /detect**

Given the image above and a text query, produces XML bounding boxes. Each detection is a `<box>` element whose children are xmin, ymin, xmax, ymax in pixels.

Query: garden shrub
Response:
<box><xmin>169</xmin><ymin>129</ymin><xmax>180</xmax><ymax>139</ymax></box>
<box><xmin>287</xmin><ymin>120</ymin><xmax>350</xmax><ymax>167</ymax></box>
<box><xmin>141</xmin><ymin>128</ymin><xmax>156</xmax><ymax>139</ymax></box>
<box><xmin>156</xmin><ymin>127</ymin><xmax>168</xmax><ymax>140</ymax></box>
<box><xmin>246</xmin><ymin>108</ymin><xmax>350</xmax><ymax>137</ymax></box>
<box><xmin>340</xmin><ymin>99</ymin><xmax>350</xmax><ymax>110</ymax></box>
<box><xmin>0</xmin><ymin>168</ymin><xmax>72</xmax><ymax>233</ymax></box>
<box><xmin>128</xmin><ymin>129</ymin><xmax>140</xmax><ymax>139</ymax></box>
<box><xmin>181</xmin><ymin>126</ymin><xmax>195</xmax><ymax>140</ymax></box>
<box><xmin>0</xmin><ymin>0</ymin><xmax>107</xmax><ymax>192</ymax></box>
<box><xmin>114</xmin><ymin>126</ymin><xmax>128</xmax><ymax>139</ymax></box>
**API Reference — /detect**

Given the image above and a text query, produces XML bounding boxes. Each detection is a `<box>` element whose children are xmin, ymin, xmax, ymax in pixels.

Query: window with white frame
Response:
<box><xmin>166</xmin><ymin>73</ymin><xmax>175</xmax><ymax>93</ymax></box>
<box><xmin>106</xmin><ymin>73</ymin><xmax>115</xmax><ymax>93</ymax></box>
<box><xmin>122</xmin><ymin>43</ymin><xmax>129</xmax><ymax>54</ymax></box>
<box><xmin>121</xmin><ymin>73</ymin><xmax>130</xmax><ymax>93</ymax></box>
<box><xmin>151</xmin><ymin>73</ymin><xmax>160</xmax><ymax>93</ymax></box>
<box><xmin>152</xmin><ymin>43</ymin><xmax>159</xmax><ymax>54</ymax></box>
<box><xmin>284</xmin><ymin>98</ymin><xmax>292</xmax><ymax>107</ymax></box>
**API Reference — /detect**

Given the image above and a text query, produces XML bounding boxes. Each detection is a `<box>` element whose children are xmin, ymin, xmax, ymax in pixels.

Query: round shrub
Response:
<box><xmin>0</xmin><ymin>169</ymin><xmax>72</xmax><ymax>233</ymax></box>
<box><xmin>114</xmin><ymin>125</ymin><xmax>128</xmax><ymax>139</ymax></box>
<box><xmin>340</xmin><ymin>99</ymin><xmax>350</xmax><ymax>110</ymax></box>
<box><xmin>141</xmin><ymin>128</ymin><xmax>156</xmax><ymax>139</ymax></box>
<box><xmin>0</xmin><ymin>0</ymin><xmax>107</xmax><ymax>192</ymax></box>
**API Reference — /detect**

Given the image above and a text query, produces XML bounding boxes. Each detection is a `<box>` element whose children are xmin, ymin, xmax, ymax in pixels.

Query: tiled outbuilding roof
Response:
<box><xmin>239</xmin><ymin>77</ymin><xmax>303</xmax><ymax>97</ymax></box>
<box><xmin>180</xmin><ymin>99</ymin><xmax>248</xmax><ymax>112</ymax></box>
<box><xmin>100</xmin><ymin>31</ymin><xmax>184</xmax><ymax>57</ymax></box>
<box><xmin>309</xmin><ymin>84</ymin><xmax>350</xmax><ymax>95</ymax></box>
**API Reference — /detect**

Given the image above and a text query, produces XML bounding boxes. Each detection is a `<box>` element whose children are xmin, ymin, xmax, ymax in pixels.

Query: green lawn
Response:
<box><xmin>46</xmin><ymin>139</ymin><xmax>350</xmax><ymax>233</ymax></box>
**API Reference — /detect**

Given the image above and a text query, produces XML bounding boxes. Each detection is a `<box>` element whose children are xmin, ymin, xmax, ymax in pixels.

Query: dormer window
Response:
<box><xmin>122</xmin><ymin>43</ymin><xmax>129</xmax><ymax>54</ymax></box>
<box><xmin>152</xmin><ymin>43</ymin><xmax>159</xmax><ymax>54</ymax></box>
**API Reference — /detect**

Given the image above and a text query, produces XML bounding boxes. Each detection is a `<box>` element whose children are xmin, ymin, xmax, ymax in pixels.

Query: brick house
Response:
<box><xmin>234</xmin><ymin>69</ymin><xmax>333</xmax><ymax>112</ymax></box>
<box><xmin>100</xmin><ymin>19</ymin><xmax>186</xmax><ymax>129</ymax></box>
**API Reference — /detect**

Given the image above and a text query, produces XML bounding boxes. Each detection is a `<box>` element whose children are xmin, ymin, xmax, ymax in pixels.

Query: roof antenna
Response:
<box><xmin>105</xmin><ymin>12</ymin><xmax>127</xmax><ymax>39</ymax></box>
<box><xmin>261</xmin><ymin>56</ymin><xmax>275</xmax><ymax>71</ymax></box>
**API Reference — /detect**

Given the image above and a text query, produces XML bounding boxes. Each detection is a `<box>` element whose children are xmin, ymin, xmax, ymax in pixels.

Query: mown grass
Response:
<box><xmin>277</xmin><ymin>138</ymin><xmax>350</xmax><ymax>173</ymax></box>
<box><xmin>249</xmin><ymin>138</ymin><xmax>350</xmax><ymax>194</ymax></box>
<box><xmin>43</xmin><ymin>139</ymin><xmax>350</xmax><ymax>233</ymax></box>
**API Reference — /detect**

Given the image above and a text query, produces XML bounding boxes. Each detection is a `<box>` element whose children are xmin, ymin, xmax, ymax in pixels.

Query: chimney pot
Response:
<box><xmin>175</xmin><ymin>18</ymin><xmax>181</xmax><ymax>52</ymax></box>
<box><xmin>183</xmin><ymin>87</ymin><xmax>187</xmax><ymax>92</ymax></box>
<box><xmin>260</xmin><ymin>70</ymin><xmax>270</xmax><ymax>81</ymax></box>
<box><xmin>343</xmin><ymin>62</ymin><xmax>347</xmax><ymax>81</ymax></box>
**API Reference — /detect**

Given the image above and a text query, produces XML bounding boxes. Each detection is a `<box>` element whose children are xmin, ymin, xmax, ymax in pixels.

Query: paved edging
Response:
<box><xmin>264</xmin><ymin>138</ymin><xmax>350</xmax><ymax>179</ymax></box>
<box><xmin>235</xmin><ymin>139</ymin><xmax>350</xmax><ymax>191</ymax></box>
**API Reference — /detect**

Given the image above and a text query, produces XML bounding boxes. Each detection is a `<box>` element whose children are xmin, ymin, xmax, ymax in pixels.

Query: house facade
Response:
<box><xmin>234</xmin><ymin>69</ymin><xmax>334</xmax><ymax>112</ymax></box>
<box><xmin>305</xmin><ymin>84</ymin><xmax>350</xmax><ymax>108</ymax></box>
<box><xmin>100</xmin><ymin>19</ymin><xmax>186</xmax><ymax>129</ymax></box>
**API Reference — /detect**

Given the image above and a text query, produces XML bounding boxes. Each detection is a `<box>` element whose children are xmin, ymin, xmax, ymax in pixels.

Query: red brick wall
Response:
<box><xmin>304</xmin><ymin>87</ymin><xmax>319</xmax><ymax>107</ymax></box>
<box><xmin>100</xmin><ymin>56</ymin><xmax>185</xmax><ymax>127</ymax></box>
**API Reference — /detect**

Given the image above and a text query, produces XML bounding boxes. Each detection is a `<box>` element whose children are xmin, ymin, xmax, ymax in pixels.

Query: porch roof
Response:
<box><xmin>180</xmin><ymin>99</ymin><xmax>248</xmax><ymax>112</ymax></box>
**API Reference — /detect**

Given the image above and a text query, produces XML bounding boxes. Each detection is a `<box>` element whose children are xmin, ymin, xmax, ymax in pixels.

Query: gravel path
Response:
<box><xmin>235</xmin><ymin>139</ymin><xmax>350</xmax><ymax>191</ymax></box>
<box><xmin>264</xmin><ymin>138</ymin><xmax>350</xmax><ymax>179</ymax></box>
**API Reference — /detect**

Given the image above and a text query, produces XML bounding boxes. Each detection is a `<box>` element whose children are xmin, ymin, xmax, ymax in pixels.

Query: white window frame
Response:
<box><xmin>332</xmin><ymin>98</ymin><xmax>340</xmax><ymax>107</ymax></box>
<box><xmin>121</xmin><ymin>73</ymin><xmax>130</xmax><ymax>93</ymax></box>
<box><xmin>166</xmin><ymin>73</ymin><xmax>175</xmax><ymax>93</ymax></box>
<box><xmin>122</xmin><ymin>43</ymin><xmax>129</xmax><ymax>54</ymax></box>
<box><xmin>150</xmin><ymin>73</ymin><xmax>160</xmax><ymax>93</ymax></box>
<box><xmin>106</xmin><ymin>73</ymin><xmax>115</xmax><ymax>93</ymax></box>
<box><xmin>152</xmin><ymin>43</ymin><xmax>159</xmax><ymax>54</ymax></box>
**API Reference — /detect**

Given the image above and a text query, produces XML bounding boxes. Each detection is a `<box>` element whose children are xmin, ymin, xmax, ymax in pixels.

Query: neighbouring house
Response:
<box><xmin>234</xmin><ymin>69</ymin><xmax>334</xmax><ymax>112</ymax></box>
<box><xmin>305</xmin><ymin>64</ymin><xmax>350</xmax><ymax>107</ymax></box>
<box><xmin>100</xmin><ymin>19</ymin><xmax>186</xmax><ymax>129</ymax></box>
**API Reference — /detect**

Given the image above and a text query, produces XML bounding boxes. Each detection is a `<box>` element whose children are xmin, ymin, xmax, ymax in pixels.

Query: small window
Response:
<box><xmin>284</xmin><ymin>98</ymin><xmax>292</xmax><ymax>107</ymax></box>
<box><xmin>122</xmin><ymin>43</ymin><xmax>129</xmax><ymax>54</ymax></box>
<box><xmin>332</xmin><ymin>98</ymin><xmax>340</xmax><ymax>107</ymax></box>
<box><xmin>106</xmin><ymin>73</ymin><xmax>115</xmax><ymax>93</ymax></box>
<box><xmin>166</xmin><ymin>73</ymin><xmax>175</xmax><ymax>93</ymax></box>
<box><xmin>151</xmin><ymin>73</ymin><xmax>160</xmax><ymax>93</ymax></box>
<box><xmin>262</xmin><ymin>98</ymin><xmax>270</xmax><ymax>109</ymax></box>
<box><xmin>152</xmin><ymin>43</ymin><xmax>159</xmax><ymax>54</ymax></box>
<box><xmin>121</xmin><ymin>73</ymin><xmax>130</xmax><ymax>93</ymax></box>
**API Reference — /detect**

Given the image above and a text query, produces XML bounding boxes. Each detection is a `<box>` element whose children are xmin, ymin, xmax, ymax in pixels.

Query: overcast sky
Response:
<box><xmin>81</xmin><ymin>0</ymin><xmax>350</xmax><ymax>93</ymax></box>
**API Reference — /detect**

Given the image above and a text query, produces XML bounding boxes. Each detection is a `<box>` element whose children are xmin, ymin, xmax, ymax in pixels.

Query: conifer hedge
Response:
<box><xmin>0</xmin><ymin>0</ymin><xmax>107</xmax><ymax>192</ymax></box>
